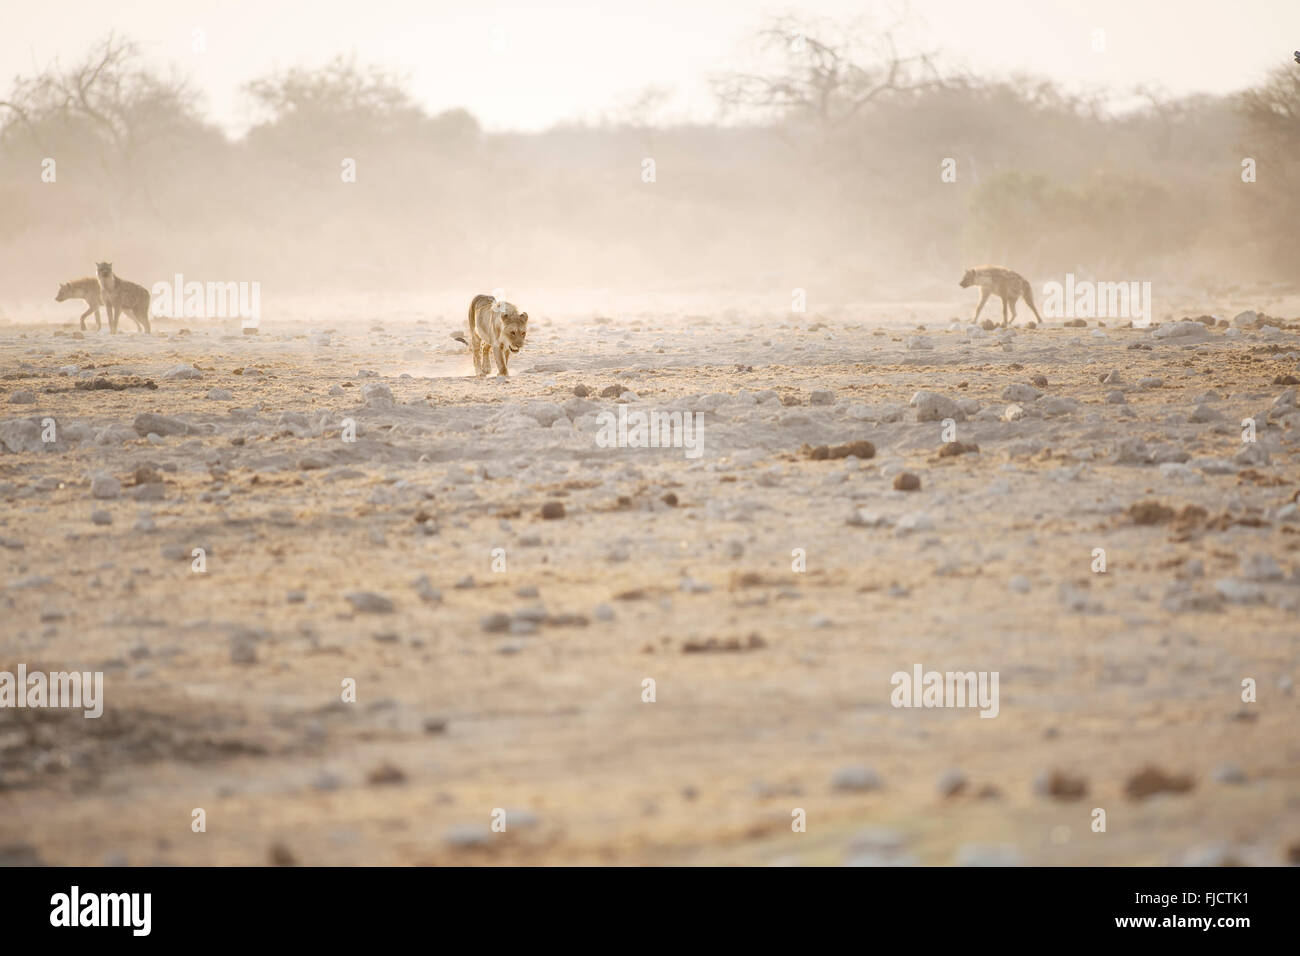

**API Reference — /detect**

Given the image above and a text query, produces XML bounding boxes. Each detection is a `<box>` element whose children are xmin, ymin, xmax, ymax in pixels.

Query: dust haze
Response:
<box><xmin>1</xmin><ymin>5</ymin><xmax>1298</xmax><ymax>874</ymax></box>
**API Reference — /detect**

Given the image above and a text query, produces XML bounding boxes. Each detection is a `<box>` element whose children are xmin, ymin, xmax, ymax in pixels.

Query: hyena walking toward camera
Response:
<box><xmin>960</xmin><ymin>266</ymin><xmax>1042</xmax><ymax>328</ymax></box>
<box><xmin>451</xmin><ymin>293</ymin><xmax>529</xmax><ymax>376</ymax></box>
<box><xmin>55</xmin><ymin>277</ymin><xmax>105</xmax><ymax>331</ymax></box>
<box><xmin>95</xmin><ymin>262</ymin><xmax>152</xmax><ymax>333</ymax></box>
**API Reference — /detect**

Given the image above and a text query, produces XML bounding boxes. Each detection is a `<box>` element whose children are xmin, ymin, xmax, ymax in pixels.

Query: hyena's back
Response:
<box><xmin>110</xmin><ymin>278</ymin><xmax>153</xmax><ymax>332</ymax></box>
<box><xmin>970</xmin><ymin>266</ymin><xmax>1032</xmax><ymax>293</ymax></box>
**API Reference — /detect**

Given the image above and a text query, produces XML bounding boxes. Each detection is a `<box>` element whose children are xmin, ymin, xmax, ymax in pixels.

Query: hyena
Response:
<box><xmin>95</xmin><ymin>262</ymin><xmax>152</xmax><ymax>333</ymax></box>
<box><xmin>960</xmin><ymin>266</ymin><xmax>1042</xmax><ymax>328</ymax></box>
<box><xmin>55</xmin><ymin>277</ymin><xmax>104</xmax><ymax>331</ymax></box>
<box><xmin>451</xmin><ymin>293</ymin><xmax>529</xmax><ymax>376</ymax></box>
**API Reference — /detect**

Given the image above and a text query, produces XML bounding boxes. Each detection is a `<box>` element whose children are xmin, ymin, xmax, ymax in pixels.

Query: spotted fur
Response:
<box><xmin>960</xmin><ymin>266</ymin><xmax>1042</xmax><ymax>327</ymax></box>
<box><xmin>95</xmin><ymin>262</ymin><xmax>152</xmax><ymax>334</ymax></box>
<box><xmin>55</xmin><ymin>277</ymin><xmax>105</xmax><ymax>331</ymax></box>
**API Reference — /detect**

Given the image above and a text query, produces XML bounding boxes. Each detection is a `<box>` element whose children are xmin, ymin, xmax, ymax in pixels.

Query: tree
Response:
<box><xmin>712</xmin><ymin>14</ymin><xmax>945</xmax><ymax>128</ymax></box>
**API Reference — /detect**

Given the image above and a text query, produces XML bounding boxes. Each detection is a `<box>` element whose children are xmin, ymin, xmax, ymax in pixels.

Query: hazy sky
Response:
<box><xmin>4</xmin><ymin>1</ymin><xmax>1297</xmax><ymax>132</ymax></box>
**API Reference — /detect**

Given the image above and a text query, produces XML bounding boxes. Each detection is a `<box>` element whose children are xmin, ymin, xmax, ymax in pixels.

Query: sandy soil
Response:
<box><xmin>1</xmin><ymin>307</ymin><xmax>1298</xmax><ymax>866</ymax></box>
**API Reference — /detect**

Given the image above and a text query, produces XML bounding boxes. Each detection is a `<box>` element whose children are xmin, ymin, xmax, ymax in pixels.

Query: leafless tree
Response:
<box><xmin>713</xmin><ymin>14</ymin><xmax>946</xmax><ymax>128</ymax></box>
<box><xmin>1</xmin><ymin>33</ymin><xmax>199</xmax><ymax>149</ymax></box>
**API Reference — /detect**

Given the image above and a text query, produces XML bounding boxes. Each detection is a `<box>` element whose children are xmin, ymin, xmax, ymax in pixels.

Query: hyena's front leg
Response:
<box><xmin>972</xmin><ymin>287</ymin><xmax>991</xmax><ymax>322</ymax></box>
<box><xmin>1001</xmin><ymin>296</ymin><xmax>1011</xmax><ymax>328</ymax></box>
<box><xmin>492</xmin><ymin>343</ymin><xmax>509</xmax><ymax>376</ymax></box>
<box><xmin>107</xmin><ymin>303</ymin><xmax>120</xmax><ymax>334</ymax></box>
<box><xmin>79</xmin><ymin>306</ymin><xmax>96</xmax><ymax>331</ymax></box>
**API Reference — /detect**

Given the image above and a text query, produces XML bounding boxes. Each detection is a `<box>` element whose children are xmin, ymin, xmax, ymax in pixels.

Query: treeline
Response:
<box><xmin>1</xmin><ymin>31</ymin><xmax>1297</xmax><ymax>308</ymax></box>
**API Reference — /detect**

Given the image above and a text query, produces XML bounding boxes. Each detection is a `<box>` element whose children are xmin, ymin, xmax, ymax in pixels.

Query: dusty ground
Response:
<box><xmin>1</xmin><ymin>306</ymin><xmax>1298</xmax><ymax>866</ymax></box>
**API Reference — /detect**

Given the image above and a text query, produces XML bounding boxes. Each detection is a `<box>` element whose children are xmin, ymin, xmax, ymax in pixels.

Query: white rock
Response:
<box><xmin>910</xmin><ymin>391</ymin><xmax>964</xmax><ymax>422</ymax></box>
<box><xmin>1001</xmin><ymin>384</ymin><xmax>1041</xmax><ymax>402</ymax></box>
<box><xmin>90</xmin><ymin>473</ymin><xmax>121</xmax><ymax>499</ymax></box>
<box><xmin>162</xmin><ymin>364</ymin><xmax>202</xmax><ymax>380</ymax></box>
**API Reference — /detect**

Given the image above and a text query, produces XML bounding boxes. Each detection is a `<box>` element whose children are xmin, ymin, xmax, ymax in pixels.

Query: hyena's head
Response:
<box><xmin>959</xmin><ymin>269</ymin><xmax>975</xmax><ymax>288</ymax></box>
<box><xmin>55</xmin><ymin>282</ymin><xmax>71</xmax><ymax>302</ymax></box>
<box><xmin>95</xmin><ymin>262</ymin><xmax>113</xmax><ymax>282</ymax></box>
<box><xmin>502</xmin><ymin>312</ymin><xmax>528</xmax><ymax>353</ymax></box>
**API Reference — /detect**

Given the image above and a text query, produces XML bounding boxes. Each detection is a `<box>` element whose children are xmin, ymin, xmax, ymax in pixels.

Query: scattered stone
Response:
<box><xmin>268</xmin><ymin>842</ymin><xmax>297</xmax><ymax>866</ymax></box>
<box><xmin>481</xmin><ymin>612</ymin><xmax>511</xmax><ymax>633</ymax></box>
<box><xmin>443</xmin><ymin>824</ymin><xmax>491</xmax><ymax>848</ymax></box>
<box><xmin>413</xmin><ymin>575</ymin><xmax>442</xmax><ymax>603</ymax></box>
<box><xmin>802</xmin><ymin>440</ymin><xmax>875</xmax><ymax>460</ymax></box>
<box><xmin>1002</xmin><ymin>383</ymin><xmax>1041</xmax><ymax>402</ymax></box>
<box><xmin>8</xmin><ymin>390</ymin><xmax>36</xmax><ymax>404</ymax></box>
<box><xmin>1152</xmin><ymin>320</ymin><xmax>1206</xmax><ymax>340</ymax></box>
<box><xmin>76</xmin><ymin>375</ymin><xmax>156</xmax><ymax>391</ymax></box>
<box><xmin>162</xmin><ymin>364</ymin><xmax>202</xmax><ymax>380</ymax></box>
<box><xmin>1211</xmin><ymin>763</ymin><xmax>1246</xmax><ymax>785</ymax></box>
<box><xmin>91</xmin><ymin>510</ymin><xmax>112</xmax><ymax>526</ymax></box>
<box><xmin>832</xmin><ymin>765</ymin><xmax>882</xmax><ymax>792</ymax></box>
<box><xmin>366</xmin><ymin>762</ymin><xmax>406</xmax><ymax>785</ymax></box>
<box><xmin>229</xmin><ymin>633</ymin><xmax>257</xmax><ymax>664</ymax></box>
<box><xmin>893</xmin><ymin>472</ymin><xmax>921</xmax><ymax>492</ymax></box>
<box><xmin>132</xmin><ymin>412</ymin><xmax>191</xmax><ymax>437</ymax></box>
<box><xmin>809</xmin><ymin>390</ymin><xmax>836</xmax><ymax>405</ymax></box>
<box><xmin>681</xmin><ymin>633</ymin><xmax>766</xmax><ymax>653</ymax></box>
<box><xmin>572</xmin><ymin>384</ymin><xmax>591</xmax><ymax>397</ymax></box>
<box><xmin>1128</xmin><ymin>500</ymin><xmax>1175</xmax><ymax>525</ymax></box>
<box><xmin>1035</xmin><ymin>769</ymin><xmax>1088</xmax><ymax>800</ymax></box>
<box><xmin>1125</xmin><ymin>765</ymin><xmax>1194</xmax><ymax>800</ymax></box>
<box><xmin>90</xmin><ymin>473</ymin><xmax>121</xmax><ymax>499</ymax></box>
<box><xmin>344</xmin><ymin>591</ymin><xmax>395</xmax><ymax>614</ymax></box>
<box><xmin>938</xmin><ymin>769</ymin><xmax>968</xmax><ymax>798</ymax></box>
<box><xmin>955</xmin><ymin>844</ymin><xmax>1025</xmax><ymax>866</ymax></box>
<box><xmin>910</xmin><ymin>390</ymin><xmax>965</xmax><ymax>422</ymax></box>
<box><xmin>937</xmin><ymin>441</ymin><xmax>978</xmax><ymax>458</ymax></box>
<box><xmin>361</xmin><ymin>382</ymin><xmax>394</xmax><ymax>406</ymax></box>
<box><xmin>540</xmin><ymin>501</ymin><xmax>566</xmax><ymax>519</ymax></box>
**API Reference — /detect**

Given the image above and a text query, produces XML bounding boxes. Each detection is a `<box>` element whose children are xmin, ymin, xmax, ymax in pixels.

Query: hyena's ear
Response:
<box><xmin>519</xmin><ymin>312</ymin><xmax>528</xmax><ymax>323</ymax></box>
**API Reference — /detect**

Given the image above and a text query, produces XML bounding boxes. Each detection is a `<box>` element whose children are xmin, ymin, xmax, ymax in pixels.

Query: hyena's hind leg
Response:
<box><xmin>1022</xmin><ymin>282</ymin><xmax>1043</xmax><ymax>323</ymax></box>
<box><xmin>1005</xmin><ymin>295</ymin><xmax>1018</xmax><ymax>328</ymax></box>
<box><xmin>972</xmin><ymin>287</ymin><xmax>991</xmax><ymax>322</ymax></box>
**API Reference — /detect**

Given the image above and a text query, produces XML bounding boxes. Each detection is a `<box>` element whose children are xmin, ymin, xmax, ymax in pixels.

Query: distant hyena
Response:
<box><xmin>94</xmin><ymin>262</ymin><xmax>152</xmax><ymax>333</ymax></box>
<box><xmin>55</xmin><ymin>277</ymin><xmax>104</xmax><ymax>331</ymax></box>
<box><xmin>960</xmin><ymin>266</ymin><xmax>1043</xmax><ymax>328</ymax></box>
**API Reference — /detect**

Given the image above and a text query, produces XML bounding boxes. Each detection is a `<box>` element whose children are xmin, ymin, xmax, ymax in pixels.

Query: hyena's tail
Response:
<box><xmin>1022</xmin><ymin>281</ymin><xmax>1043</xmax><ymax>322</ymax></box>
